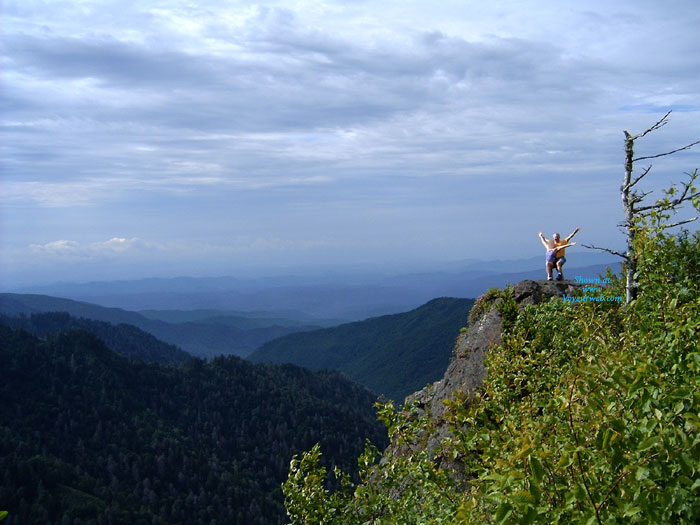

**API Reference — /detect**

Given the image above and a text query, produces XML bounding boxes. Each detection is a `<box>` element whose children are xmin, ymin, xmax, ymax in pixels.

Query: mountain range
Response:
<box><xmin>0</xmin><ymin>289</ymin><xmax>472</xmax><ymax>522</ymax></box>
<box><xmin>1</xmin><ymin>292</ymin><xmax>475</xmax><ymax>401</ymax></box>
<box><xmin>7</xmin><ymin>254</ymin><xmax>620</xmax><ymax>320</ymax></box>
<box><xmin>0</xmin><ymin>293</ymin><xmax>321</xmax><ymax>358</ymax></box>
<box><xmin>0</xmin><ymin>311</ymin><xmax>191</xmax><ymax>366</ymax></box>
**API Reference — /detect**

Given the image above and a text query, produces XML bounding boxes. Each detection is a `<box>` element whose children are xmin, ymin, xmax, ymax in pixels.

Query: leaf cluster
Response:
<box><xmin>284</xmin><ymin>400</ymin><xmax>459</xmax><ymax>524</ymax></box>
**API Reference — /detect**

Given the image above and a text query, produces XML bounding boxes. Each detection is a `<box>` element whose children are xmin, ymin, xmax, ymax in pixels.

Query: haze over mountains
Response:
<box><xmin>7</xmin><ymin>254</ymin><xmax>619</xmax><ymax>321</ymax></box>
<box><xmin>1</xmin><ymin>254</ymin><xmax>618</xmax><ymax>364</ymax></box>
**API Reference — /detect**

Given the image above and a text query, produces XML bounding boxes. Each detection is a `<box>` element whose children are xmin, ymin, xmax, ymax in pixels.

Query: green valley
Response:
<box><xmin>249</xmin><ymin>297</ymin><xmax>475</xmax><ymax>402</ymax></box>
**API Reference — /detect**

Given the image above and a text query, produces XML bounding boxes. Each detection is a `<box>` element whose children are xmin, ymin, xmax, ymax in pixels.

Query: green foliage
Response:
<box><xmin>453</xmin><ymin>228</ymin><xmax>700</xmax><ymax>524</ymax></box>
<box><xmin>284</xmin><ymin>400</ymin><xmax>459</xmax><ymax>524</ymax></box>
<box><xmin>494</xmin><ymin>286</ymin><xmax>519</xmax><ymax>333</ymax></box>
<box><xmin>284</xmin><ymin>228</ymin><xmax>700</xmax><ymax>523</ymax></box>
<box><xmin>468</xmin><ymin>287</ymin><xmax>502</xmax><ymax>326</ymax></box>
<box><xmin>467</xmin><ymin>286</ymin><xmax>518</xmax><ymax>333</ymax></box>
<box><xmin>0</xmin><ymin>511</ymin><xmax>7</xmax><ymax>522</ymax></box>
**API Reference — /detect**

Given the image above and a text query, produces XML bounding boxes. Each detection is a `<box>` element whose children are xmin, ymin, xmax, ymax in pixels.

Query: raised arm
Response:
<box><xmin>565</xmin><ymin>227</ymin><xmax>580</xmax><ymax>242</ymax></box>
<box><xmin>538</xmin><ymin>231</ymin><xmax>550</xmax><ymax>249</ymax></box>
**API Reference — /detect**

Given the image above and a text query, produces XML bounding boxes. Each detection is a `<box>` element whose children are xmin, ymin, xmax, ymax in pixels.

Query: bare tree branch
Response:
<box><xmin>629</xmin><ymin>111</ymin><xmax>671</xmax><ymax>140</ymax></box>
<box><xmin>660</xmin><ymin>217</ymin><xmax>698</xmax><ymax>229</ymax></box>
<box><xmin>623</xmin><ymin>165</ymin><xmax>653</xmax><ymax>191</ymax></box>
<box><xmin>629</xmin><ymin>190</ymin><xmax>653</xmax><ymax>206</ymax></box>
<box><xmin>582</xmin><ymin>244</ymin><xmax>628</xmax><ymax>260</ymax></box>
<box><xmin>633</xmin><ymin>139</ymin><xmax>700</xmax><ymax>162</ymax></box>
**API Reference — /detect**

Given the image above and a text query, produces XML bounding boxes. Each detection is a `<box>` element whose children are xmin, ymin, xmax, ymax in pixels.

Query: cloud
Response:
<box><xmin>3</xmin><ymin>180</ymin><xmax>105</xmax><ymax>208</ymax></box>
<box><xmin>6</xmin><ymin>34</ymin><xmax>210</xmax><ymax>88</ymax></box>
<box><xmin>26</xmin><ymin>234</ymin><xmax>323</xmax><ymax>262</ymax></box>
<box><xmin>29</xmin><ymin>240</ymin><xmax>82</xmax><ymax>256</ymax></box>
<box><xmin>2</xmin><ymin>1</ymin><xmax>699</xmax><ymax>286</ymax></box>
<box><xmin>90</xmin><ymin>237</ymin><xmax>152</xmax><ymax>254</ymax></box>
<box><xmin>4</xmin><ymin>4</ymin><xmax>599</xmax><ymax>138</ymax></box>
<box><xmin>29</xmin><ymin>237</ymin><xmax>155</xmax><ymax>259</ymax></box>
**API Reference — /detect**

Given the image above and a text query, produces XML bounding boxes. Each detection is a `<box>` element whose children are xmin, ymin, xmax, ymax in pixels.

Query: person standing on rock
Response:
<box><xmin>539</xmin><ymin>227</ymin><xmax>580</xmax><ymax>280</ymax></box>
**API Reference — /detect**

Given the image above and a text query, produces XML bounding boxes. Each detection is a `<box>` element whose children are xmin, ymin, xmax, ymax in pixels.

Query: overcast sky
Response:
<box><xmin>2</xmin><ymin>0</ymin><xmax>699</xmax><ymax>287</ymax></box>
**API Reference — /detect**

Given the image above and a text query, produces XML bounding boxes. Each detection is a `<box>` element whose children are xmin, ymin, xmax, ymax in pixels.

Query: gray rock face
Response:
<box><xmin>397</xmin><ymin>280</ymin><xmax>582</xmax><ymax>471</ymax></box>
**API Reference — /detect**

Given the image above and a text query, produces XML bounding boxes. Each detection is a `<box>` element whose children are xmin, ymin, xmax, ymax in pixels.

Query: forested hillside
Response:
<box><xmin>284</xmin><ymin>227</ymin><xmax>700</xmax><ymax>523</ymax></box>
<box><xmin>0</xmin><ymin>311</ymin><xmax>191</xmax><ymax>366</ymax></box>
<box><xmin>249</xmin><ymin>297</ymin><xmax>475</xmax><ymax>402</ymax></box>
<box><xmin>0</xmin><ymin>327</ymin><xmax>388</xmax><ymax>524</ymax></box>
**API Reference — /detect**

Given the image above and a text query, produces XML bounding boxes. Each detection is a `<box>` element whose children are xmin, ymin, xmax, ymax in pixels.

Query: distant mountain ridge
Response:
<box><xmin>0</xmin><ymin>311</ymin><xmax>191</xmax><ymax>366</ymax></box>
<box><xmin>138</xmin><ymin>309</ymin><xmax>323</xmax><ymax>329</ymax></box>
<box><xmin>7</xmin><ymin>255</ymin><xmax>619</xmax><ymax>320</ymax></box>
<box><xmin>0</xmin><ymin>293</ymin><xmax>320</xmax><ymax>358</ymax></box>
<box><xmin>249</xmin><ymin>297</ymin><xmax>476</xmax><ymax>402</ymax></box>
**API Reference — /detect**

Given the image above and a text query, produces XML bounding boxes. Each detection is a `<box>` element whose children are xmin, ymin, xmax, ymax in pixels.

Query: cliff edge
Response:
<box><xmin>392</xmin><ymin>279</ymin><xmax>583</xmax><ymax>471</ymax></box>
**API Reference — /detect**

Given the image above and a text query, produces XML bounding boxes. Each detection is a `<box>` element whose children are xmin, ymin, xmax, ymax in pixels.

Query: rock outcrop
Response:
<box><xmin>394</xmin><ymin>280</ymin><xmax>583</xmax><ymax>471</ymax></box>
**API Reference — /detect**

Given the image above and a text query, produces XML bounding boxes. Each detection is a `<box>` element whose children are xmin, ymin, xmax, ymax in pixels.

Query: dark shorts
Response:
<box><xmin>555</xmin><ymin>256</ymin><xmax>566</xmax><ymax>266</ymax></box>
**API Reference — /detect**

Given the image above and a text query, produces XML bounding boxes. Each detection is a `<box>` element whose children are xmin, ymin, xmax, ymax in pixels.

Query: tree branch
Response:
<box><xmin>567</xmin><ymin>373</ymin><xmax>602</xmax><ymax>525</ymax></box>
<box><xmin>629</xmin><ymin>190</ymin><xmax>653</xmax><ymax>206</ymax></box>
<box><xmin>633</xmin><ymin>139</ymin><xmax>700</xmax><ymax>162</ymax></box>
<box><xmin>659</xmin><ymin>217</ymin><xmax>698</xmax><ymax>229</ymax></box>
<box><xmin>634</xmin><ymin>172</ymin><xmax>699</xmax><ymax>213</ymax></box>
<box><xmin>623</xmin><ymin>165</ymin><xmax>653</xmax><ymax>191</ymax></box>
<box><xmin>619</xmin><ymin>113</ymin><xmax>697</xmax><ymax>305</ymax></box>
<box><xmin>582</xmin><ymin>244</ymin><xmax>628</xmax><ymax>260</ymax></box>
<box><xmin>634</xmin><ymin>188</ymin><xmax>700</xmax><ymax>213</ymax></box>
<box><xmin>629</xmin><ymin>111</ymin><xmax>671</xmax><ymax>140</ymax></box>
<box><xmin>598</xmin><ymin>470</ymin><xmax>630</xmax><ymax>513</ymax></box>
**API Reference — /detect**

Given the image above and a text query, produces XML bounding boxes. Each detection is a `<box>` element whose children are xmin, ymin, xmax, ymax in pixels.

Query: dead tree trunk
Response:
<box><xmin>585</xmin><ymin>112</ymin><xmax>700</xmax><ymax>304</ymax></box>
<box><xmin>622</xmin><ymin>130</ymin><xmax>638</xmax><ymax>303</ymax></box>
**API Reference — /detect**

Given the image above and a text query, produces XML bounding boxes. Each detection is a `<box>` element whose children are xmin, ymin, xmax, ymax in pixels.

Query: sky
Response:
<box><xmin>2</xmin><ymin>0</ymin><xmax>699</xmax><ymax>287</ymax></box>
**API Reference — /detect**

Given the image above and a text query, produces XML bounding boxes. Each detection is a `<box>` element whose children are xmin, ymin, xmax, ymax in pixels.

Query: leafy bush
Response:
<box><xmin>284</xmin><ymin>226</ymin><xmax>700</xmax><ymax>524</ymax></box>
<box><xmin>284</xmin><ymin>400</ymin><xmax>459</xmax><ymax>524</ymax></box>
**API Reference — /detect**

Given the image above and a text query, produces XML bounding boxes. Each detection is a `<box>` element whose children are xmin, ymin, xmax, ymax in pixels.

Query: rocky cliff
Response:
<box><xmin>390</xmin><ymin>280</ymin><xmax>583</xmax><ymax>472</ymax></box>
